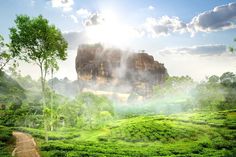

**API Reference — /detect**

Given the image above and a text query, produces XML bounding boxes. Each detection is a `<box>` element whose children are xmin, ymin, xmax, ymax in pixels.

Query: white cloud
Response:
<box><xmin>70</xmin><ymin>15</ymin><xmax>78</xmax><ymax>23</ymax></box>
<box><xmin>156</xmin><ymin>45</ymin><xmax>236</xmax><ymax>81</ymax></box>
<box><xmin>144</xmin><ymin>3</ymin><xmax>236</xmax><ymax>37</ymax></box>
<box><xmin>148</xmin><ymin>5</ymin><xmax>155</xmax><ymax>10</ymax></box>
<box><xmin>51</xmin><ymin>0</ymin><xmax>74</xmax><ymax>12</ymax></box>
<box><xmin>188</xmin><ymin>2</ymin><xmax>236</xmax><ymax>34</ymax></box>
<box><xmin>84</xmin><ymin>13</ymin><xmax>105</xmax><ymax>26</ymax></box>
<box><xmin>76</xmin><ymin>8</ymin><xmax>91</xmax><ymax>18</ymax></box>
<box><xmin>144</xmin><ymin>16</ymin><xmax>187</xmax><ymax>37</ymax></box>
<box><xmin>159</xmin><ymin>44</ymin><xmax>227</xmax><ymax>56</ymax></box>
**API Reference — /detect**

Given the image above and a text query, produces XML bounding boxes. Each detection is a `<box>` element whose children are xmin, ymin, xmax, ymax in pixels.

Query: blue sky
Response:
<box><xmin>0</xmin><ymin>0</ymin><xmax>236</xmax><ymax>80</ymax></box>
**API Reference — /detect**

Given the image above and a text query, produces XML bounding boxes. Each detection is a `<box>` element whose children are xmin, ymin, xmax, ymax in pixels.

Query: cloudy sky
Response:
<box><xmin>0</xmin><ymin>0</ymin><xmax>236</xmax><ymax>81</ymax></box>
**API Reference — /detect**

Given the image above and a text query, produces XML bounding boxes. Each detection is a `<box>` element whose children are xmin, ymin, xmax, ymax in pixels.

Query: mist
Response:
<box><xmin>44</xmin><ymin>43</ymin><xmax>221</xmax><ymax>117</ymax></box>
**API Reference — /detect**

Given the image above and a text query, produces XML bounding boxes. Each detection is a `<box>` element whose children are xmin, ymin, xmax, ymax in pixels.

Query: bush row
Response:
<box><xmin>40</xmin><ymin>140</ymin><xmax>236</xmax><ymax>157</ymax></box>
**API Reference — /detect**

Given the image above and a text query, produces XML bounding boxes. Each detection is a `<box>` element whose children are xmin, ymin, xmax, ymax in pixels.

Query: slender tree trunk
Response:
<box><xmin>40</xmin><ymin>65</ymin><xmax>48</xmax><ymax>142</ymax></box>
<box><xmin>50</xmin><ymin>68</ymin><xmax>54</xmax><ymax>131</ymax></box>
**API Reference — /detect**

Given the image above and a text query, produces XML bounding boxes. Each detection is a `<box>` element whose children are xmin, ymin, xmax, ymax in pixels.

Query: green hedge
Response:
<box><xmin>39</xmin><ymin>140</ymin><xmax>235</xmax><ymax>157</ymax></box>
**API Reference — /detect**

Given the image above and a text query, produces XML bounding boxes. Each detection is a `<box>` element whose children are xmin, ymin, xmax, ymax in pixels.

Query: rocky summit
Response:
<box><xmin>75</xmin><ymin>44</ymin><xmax>168</xmax><ymax>96</ymax></box>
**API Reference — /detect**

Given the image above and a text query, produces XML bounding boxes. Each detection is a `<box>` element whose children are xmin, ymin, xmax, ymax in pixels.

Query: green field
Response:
<box><xmin>12</xmin><ymin>110</ymin><xmax>236</xmax><ymax>157</ymax></box>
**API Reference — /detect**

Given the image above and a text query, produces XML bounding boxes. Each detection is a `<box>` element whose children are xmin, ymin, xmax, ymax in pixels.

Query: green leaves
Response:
<box><xmin>220</xmin><ymin>72</ymin><xmax>236</xmax><ymax>87</ymax></box>
<box><xmin>58</xmin><ymin>92</ymin><xmax>115</xmax><ymax>129</ymax></box>
<box><xmin>193</xmin><ymin>72</ymin><xmax>236</xmax><ymax>111</ymax></box>
<box><xmin>0</xmin><ymin>35</ymin><xmax>12</xmax><ymax>71</ymax></box>
<box><xmin>9</xmin><ymin>14</ymin><xmax>68</xmax><ymax>74</ymax></box>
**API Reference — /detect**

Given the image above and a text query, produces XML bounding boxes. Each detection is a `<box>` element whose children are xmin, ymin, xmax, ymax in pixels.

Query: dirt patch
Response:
<box><xmin>12</xmin><ymin>131</ymin><xmax>40</xmax><ymax>157</ymax></box>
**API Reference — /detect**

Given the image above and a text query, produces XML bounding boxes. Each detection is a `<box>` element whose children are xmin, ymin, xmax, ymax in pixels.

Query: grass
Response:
<box><xmin>108</xmin><ymin>116</ymin><xmax>208</xmax><ymax>142</ymax></box>
<box><xmin>39</xmin><ymin>137</ymin><xmax>235</xmax><ymax>157</ymax></box>
<box><xmin>17</xmin><ymin>110</ymin><xmax>236</xmax><ymax>157</ymax></box>
<box><xmin>169</xmin><ymin>109</ymin><xmax>236</xmax><ymax>128</ymax></box>
<box><xmin>0</xmin><ymin>125</ymin><xmax>14</xmax><ymax>157</ymax></box>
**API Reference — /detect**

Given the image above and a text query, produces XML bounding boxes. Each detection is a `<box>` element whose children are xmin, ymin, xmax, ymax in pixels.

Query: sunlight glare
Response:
<box><xmin>86</xmin><ymin>10</ymin><xmax>141</xmax><ymax>47</ymax></box>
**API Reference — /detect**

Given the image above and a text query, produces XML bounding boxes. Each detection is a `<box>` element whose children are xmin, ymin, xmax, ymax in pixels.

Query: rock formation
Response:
<box><xmin>75</xmin><ymin>44</ymin><xmax>168</xmax><ymax>96</ymax></box>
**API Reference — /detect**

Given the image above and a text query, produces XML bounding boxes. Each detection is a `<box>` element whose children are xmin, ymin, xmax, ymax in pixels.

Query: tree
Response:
<box><xmin>193</xmin><ymin>73</ymin><xmax>236</xmax><ymax>111</ymax></box>
<box><xmin>219</xmin><ymin>72</ymin><xmax>236</xmax><ymax>110</ymax></box>
<box><xmin>194</xmin><ymin>80</ymin><xmax>226</xmax><ymax>111</ymax></box>
<box><xmin>208</xmin><ymin>75</ymin><xmax>220</xmax><ymax>84</ymax></box>
<box><xmin>220</xmin><ymin>72</ymin><xmax>236</xmax><ymax>87</ymax></box>
<box><xmin>73</xmin><ymin>93</ymin><xmax>114</xmax><ymax>129</ymax></box>
<box><xmin>229</xmin><ymin>38</ymin><xmax>236</xmax><ymax>53</ymax></box>
<box><xmin>9</xmin><ymin>15</ymin><xmax>68</xmax><ymax>141</ymax></box>
<box><xmin>0</xmin><ymin>35</ymin><xmax>11</xmax><ymax>71</ymax></box>
<box><xmin>153</xmin><ymin>75</ymin><xmax>194</xmax><ymax>97</ymax></box>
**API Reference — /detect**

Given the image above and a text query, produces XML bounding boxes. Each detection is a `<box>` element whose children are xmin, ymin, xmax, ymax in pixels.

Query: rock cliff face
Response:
<box><xmin>75</xmin><ymin>44</ymin><xmax>168</xmax><ymax>95</ymax></box>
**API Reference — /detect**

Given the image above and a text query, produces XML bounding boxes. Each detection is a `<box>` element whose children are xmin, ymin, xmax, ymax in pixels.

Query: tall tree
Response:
<box><xmin>9</xmin><ymin>15</ymin><xmax>68</xmax><ymax>141</ymax></box>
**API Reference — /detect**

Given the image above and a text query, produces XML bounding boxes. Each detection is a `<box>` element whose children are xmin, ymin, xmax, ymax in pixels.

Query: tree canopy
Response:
<box><xmin>9</xmin><ymin>15</ymin><xmax>68</xmax><ymax>85</ymax></box>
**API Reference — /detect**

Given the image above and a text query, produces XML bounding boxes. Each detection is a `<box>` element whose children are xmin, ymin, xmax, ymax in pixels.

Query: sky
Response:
<box><xmin>0</xmin><ymin>0</ymin><xmax>236</xmax><ymax>81</ymax></box>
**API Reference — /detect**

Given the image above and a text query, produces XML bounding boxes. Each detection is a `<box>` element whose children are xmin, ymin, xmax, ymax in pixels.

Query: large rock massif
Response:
<box><xmin>75</xmin><ymin>44</ymin><xmax>168</xmax><ymax>96</ymax></box>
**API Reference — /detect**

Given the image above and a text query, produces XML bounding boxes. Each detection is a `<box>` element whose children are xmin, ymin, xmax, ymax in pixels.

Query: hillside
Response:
<box><xmin>0</xmin><ymin>71</ymin><xmax>25</xmax><ymax>109</ymax></box>
<box><xmin>16</xmin><ymin>110</ymin><xmax>236</xmax><ymax>157</ymax></box>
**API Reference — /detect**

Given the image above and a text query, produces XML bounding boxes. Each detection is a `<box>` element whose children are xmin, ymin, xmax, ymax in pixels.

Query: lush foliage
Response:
<box><xmin>0</xmin><ymin>71</ymin><xmax>27</xmax><ymax>127</ymax></box>
<box><xmin>1</xmin><ymin>69</ymin><xmax>236</xmax><ymax>156</ymax></box>
<box><xmin>194</xmin><ymin>72</ymin><xmax>236</xmax><ymax>111</ymax></box>
<box><xmin>65</xmin><ymin>92</ymin><xmax>114</xmax><ymax>129</ymax></box>
<box><xmin>20</xmin><ymin>110</ymin><xmax>236</xmax><ymax>157</ymax></box>
<box><xmin>0</xmin><ymin>126</ymin><xmax>14</xmax><ymax>157</ymax></box>
<box><xmin>9</xmin><ymin>15</ymin><xmax>68</xmax><ymax>74</ymax></box>
<box><xmin>0</xmin><ymin>71</ymin><xmax>25</xmax><ymax>108</ymax></box>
